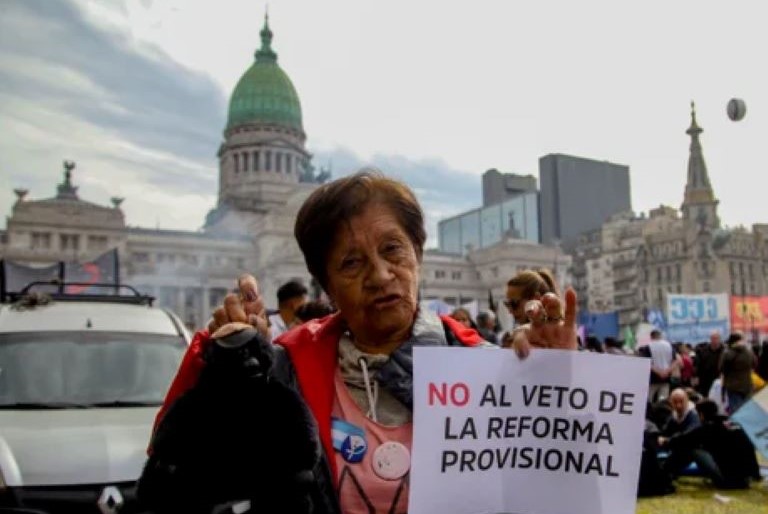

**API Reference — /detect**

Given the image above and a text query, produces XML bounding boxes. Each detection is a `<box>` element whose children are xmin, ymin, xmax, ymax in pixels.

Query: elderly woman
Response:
<box><xmin>502</xmin><ymin>268</ymin><xmax>578</xmax><ymax>357</ymax></box>
<box><xmin>141</xmin><ymin>172</ymin><xmax>575</xmax><ymax>513</ymax></box>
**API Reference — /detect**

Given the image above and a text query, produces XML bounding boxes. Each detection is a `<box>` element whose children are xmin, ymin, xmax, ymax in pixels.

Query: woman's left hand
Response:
<box><xmin>502</xmin><ymin>288</ymin><xmax>578</xmax><ymax>359</ymax></box>
<box><xmin>207</xmin><ymin>273</ymin><xmax>270</xmax><ymax>339</ymax></box>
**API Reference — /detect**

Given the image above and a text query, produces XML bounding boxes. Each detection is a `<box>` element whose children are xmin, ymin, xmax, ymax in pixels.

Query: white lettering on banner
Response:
<box><xmin>667</xmin><ymin>293</ymin><xmax>728</xmax><ymax>323</ymax></box>
<box><xmin>666</xmin><ymin>294</ymin><xmax>731</xmax><ymax>343</ymax></box>
<box><xmin>409</xmin><ymin>348</ymin><xmax>650</xmax><ymax>514</ymax></box>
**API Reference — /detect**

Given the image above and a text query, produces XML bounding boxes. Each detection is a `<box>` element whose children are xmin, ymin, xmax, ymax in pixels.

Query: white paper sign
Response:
<box><xmin>410</xmin><ymin>348</ymin><xmax>650</xmax><ymax>514</ymax></box>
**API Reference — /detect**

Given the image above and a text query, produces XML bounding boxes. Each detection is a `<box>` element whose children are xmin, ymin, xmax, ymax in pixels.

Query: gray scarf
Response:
<box><xmin>337</xmin><ymin>309</ymin><xmax>448</xmax><ymax>426</ymax></box>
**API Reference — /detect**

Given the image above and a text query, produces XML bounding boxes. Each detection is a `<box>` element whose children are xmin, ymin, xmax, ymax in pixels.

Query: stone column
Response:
<box><xmin>201</xmin><ymin>285</ymin><xmax>211</xmax><ymax>327</ymax></box>
<box><xmin>176</xmin><ymin>287</ymin><xmax>186</xmax><ymax>326</ymax></box>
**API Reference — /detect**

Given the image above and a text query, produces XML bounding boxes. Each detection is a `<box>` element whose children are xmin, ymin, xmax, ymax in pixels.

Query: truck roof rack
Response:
<box><xmin>4</xmin><ymin>281</ymin><xmax>155</xmax><ymax>306</ymax></box>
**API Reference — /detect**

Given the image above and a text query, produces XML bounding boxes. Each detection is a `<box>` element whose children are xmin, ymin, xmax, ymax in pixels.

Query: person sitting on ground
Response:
<box><xmin>637</xmin><ymin>402</ymin><xmax>675</xmax><ymax>497</ymax></box>
<box><xmin>663</xmin><ymin>399</ymin><xmax>761</xmax><ymax>488</ymax></box>
<box><xmin>659</xmin><ymin>388</ymin><xmax>700</xmax><ymax>442</ymax></box>
<box><xmin>683</xmin><ymin>387</ymin><xmax>703</xmax><ymax>405</ymax></box>
<box><xmin>268</xmin><ymin>280</ymin><xmax>308</xmax><ymax>340</ymax></box>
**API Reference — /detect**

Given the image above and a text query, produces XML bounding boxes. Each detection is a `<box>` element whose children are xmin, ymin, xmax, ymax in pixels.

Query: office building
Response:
<box><xmin>539</xmin><ymin>153</ymin><xmax>631</xmax><ymax>245</ymax></box>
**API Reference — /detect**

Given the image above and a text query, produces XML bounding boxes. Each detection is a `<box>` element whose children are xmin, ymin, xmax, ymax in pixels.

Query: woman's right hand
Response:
<box><xmin>207</xmin><ymin>273</ymin><xmax>270</xmax><ymax>339</ymax></box>
<box><xmin>502</xmin><ymin>288</ymin><xmax>579</xmax><ymax>359</ymax></box>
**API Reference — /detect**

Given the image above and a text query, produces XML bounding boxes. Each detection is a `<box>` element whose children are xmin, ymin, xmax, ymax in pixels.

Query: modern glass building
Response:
<box><xmin>438</xmin><ymin>192</ymin><xmax>539</xmax><ymax>255</ymax></box>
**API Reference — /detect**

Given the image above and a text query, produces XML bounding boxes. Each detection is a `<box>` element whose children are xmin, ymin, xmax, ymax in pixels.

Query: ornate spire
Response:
<box><xmin>56</xmin><ymin>160</ymin><xmax>79</xmax><ymax>200</ymax></box>
<box><xmin>681</xmin><ymin>102</ymin><xmax>719</xmax><ymax>229</ymax></box>
<box><xmin>254</xmin><ymin>11</ymin><xmax>277</xmax><ymax>63</ymax></box>
<box><xmin>687</xmin><ymin>101</ymin><xmax>702</xmax><ymax>135</ymax></box>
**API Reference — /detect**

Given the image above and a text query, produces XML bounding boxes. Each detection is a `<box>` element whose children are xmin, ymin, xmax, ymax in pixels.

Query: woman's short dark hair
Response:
<box><xmin>294</xmin><ymin>169</ymin><xmax>426</xmax><ymax>289</ymax></box>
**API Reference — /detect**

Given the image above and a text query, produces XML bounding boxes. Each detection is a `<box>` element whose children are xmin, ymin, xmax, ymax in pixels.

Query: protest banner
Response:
<box><xmin>666</xmin><ymin>293</ymin><xmax>729</xmax><ymax>343</ymax></box>
<box><xmin>729</xmin><ymin>295</ymin><xmax>768</xmax><ymax>334</ymax></box>
<box><xmin>410</xmin><ymin>347</ymin><xmax>649</xmax><ymax>514</ymax></box>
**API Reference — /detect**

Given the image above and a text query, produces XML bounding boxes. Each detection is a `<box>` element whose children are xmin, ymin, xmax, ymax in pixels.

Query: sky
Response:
<box><xmin>1</xmin><ymin>0</ymin><xmax>767</xmax><ymax>246</ymax></box>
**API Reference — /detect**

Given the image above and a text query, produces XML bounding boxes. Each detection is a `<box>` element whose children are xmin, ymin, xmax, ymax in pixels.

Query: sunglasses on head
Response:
<box><xmin>503</xmin><ymin>299</ymin><xmax>522</xmax><ymax>310</ymax></box>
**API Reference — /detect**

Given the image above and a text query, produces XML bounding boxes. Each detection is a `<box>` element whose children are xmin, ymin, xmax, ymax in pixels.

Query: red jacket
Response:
<box><xmin>152</xmin><ymin>312</ymin><xmax>484</xmax><ymax>480</ymax></box>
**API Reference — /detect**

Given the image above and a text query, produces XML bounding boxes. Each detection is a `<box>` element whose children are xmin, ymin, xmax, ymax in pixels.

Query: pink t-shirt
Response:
<box><xmin>332</xmin><ymin>369</ymin><xmax>412</xmax><ymax>514</ymax></box>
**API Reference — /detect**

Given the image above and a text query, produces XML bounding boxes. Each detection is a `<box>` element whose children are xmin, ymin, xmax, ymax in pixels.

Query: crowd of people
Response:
<box><xmin>449</xmin><ymin>298</ymin><xmax>767</xmax><ymax>496</ymax></box>
<box><xmin>137</xmin><ymin>171</ymin><xmax>763</xmax><ymax>513</ymax></box>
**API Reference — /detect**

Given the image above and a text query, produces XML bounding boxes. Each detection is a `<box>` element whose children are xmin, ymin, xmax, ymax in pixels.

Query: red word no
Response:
<box><xmin>428</xmin><ymin>382</ymin><xmax>470</xmax><ymax>407</ymax></box>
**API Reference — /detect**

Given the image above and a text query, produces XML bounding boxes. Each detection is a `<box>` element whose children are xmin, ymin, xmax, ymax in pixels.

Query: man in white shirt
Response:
<box><xmin>267</xmin><ymin>280</ymin><xmax>308</xmax><ymax>341</ymax></box>
<box><xmin>647</xmin><ymin>329</ymin><xmax>678</xmax><ymax>402</ymax></box>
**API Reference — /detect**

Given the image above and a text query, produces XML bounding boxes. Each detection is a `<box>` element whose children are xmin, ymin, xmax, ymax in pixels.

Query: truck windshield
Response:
<box><xmin>0</xmin><ymin>331</ymin><xmax>186</xmax><ymax>408</ymax></box>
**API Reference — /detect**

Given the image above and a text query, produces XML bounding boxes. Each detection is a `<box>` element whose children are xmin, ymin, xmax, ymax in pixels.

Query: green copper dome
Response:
<box><xmin>226</xmin><ymin>16</ymin><xmax>303</xmax><ymax>132</ymax></box>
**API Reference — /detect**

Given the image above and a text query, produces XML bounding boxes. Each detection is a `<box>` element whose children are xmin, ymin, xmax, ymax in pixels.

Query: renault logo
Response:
<box><xmin>97</xmin><ymin>485</ymin><xmax>124</xmax><ymax>514</ymax></box>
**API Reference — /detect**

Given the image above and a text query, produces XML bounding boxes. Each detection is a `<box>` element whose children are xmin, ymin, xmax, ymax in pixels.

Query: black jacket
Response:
<box><xmin>668</xmin><ymin>416</ymin><xmax>761</xmax><ymax>487</ymax></box>
<box><xmin>138</xmin><ymin>319</ymin><xmax>475</xmax><ymax>514</ymax></box>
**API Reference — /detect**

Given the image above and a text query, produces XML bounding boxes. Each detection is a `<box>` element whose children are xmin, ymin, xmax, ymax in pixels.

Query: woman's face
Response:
<box><xmin>505</xmin><ymin>285</ymin><xmax>532</xmax><ymax>325</ymax></box>
<box><xmin>325</xmin><ymin>203</ymin><xmax>420</xmax><ymax>348</ymax></box>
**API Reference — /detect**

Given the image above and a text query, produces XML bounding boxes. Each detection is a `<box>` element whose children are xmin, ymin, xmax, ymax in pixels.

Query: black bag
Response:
<box><xmin>137</xmin><ymin>330</ymin><xmax>321</xmax><ymax>514</ymax></box>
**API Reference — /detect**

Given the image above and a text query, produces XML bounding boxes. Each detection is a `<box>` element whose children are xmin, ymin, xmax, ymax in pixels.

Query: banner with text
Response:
<box><xmin>729</xmin><ymin>295</ymin><xmax>768</xmax><ymax>334</ymax></box>
<box><xmin>665</xmin><ymin>293</ymin><xmax>730</xmax><ymax>343</ymax></box>
<box><xmin>410</xmin><ymin>348</ymin><xmax>650</xmax><ymax>514</ymax></box>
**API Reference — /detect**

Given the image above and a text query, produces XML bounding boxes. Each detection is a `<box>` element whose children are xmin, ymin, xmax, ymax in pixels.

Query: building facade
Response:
<box><xmin>437</xmin><ymin>192</ymin><xmax>540</xmax><ymax>255</ymax></box>
<box><xmin>539</xmin><ymin>153</ymin><xmax>632</xmax><ymax>245</ymax></box>
<box><xmin>0</xmin><ymin>16</ymin><xmax>570</xmax><ymax>330</ymax></box>
<box><xmin>637</xmin><ymin>105</ymin><xmax>768</xmax><ymax>321</ymax></box>
<box><xmin>571</xmin><ymin>104</ymin><xmax>768</xmax><ymax>336</ymax></box>
<box><xmin>481</xmin><ymin>168</ymin><xmax>538</xmax><ymax>207</ymax></box>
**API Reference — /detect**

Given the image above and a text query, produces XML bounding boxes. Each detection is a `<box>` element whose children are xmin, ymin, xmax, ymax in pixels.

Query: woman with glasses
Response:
<box><xmin>502</xmin><ymin>269</ymin><xmax>578</xmax><ymax>358</ymax></box>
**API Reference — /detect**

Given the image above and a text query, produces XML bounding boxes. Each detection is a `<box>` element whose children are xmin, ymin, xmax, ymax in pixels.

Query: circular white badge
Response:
<box><xmin>372</xmin><ymin>441</ymin><xmax>411</xmax><ymax>480</ymax></box>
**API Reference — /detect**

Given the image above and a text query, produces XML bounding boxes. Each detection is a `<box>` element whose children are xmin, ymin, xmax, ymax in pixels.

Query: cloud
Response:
<box><xmin>0</xmin><ymin>0</ymin><xmax>226</xmax><ymax>159</ymax></box>
<box><xmin>0</xmin><ymin>0</ymin><xmax>223</xmax><ymax>229</ymax></box>
<box><xmin>0</xmin><ymin>0</ymin><xmax>484</xmax><ymax>241</ymax></box>
<box><xmin>312</xmin><ymin>147</ymin><xmax>482</xmax><ymax>246</ymax></box>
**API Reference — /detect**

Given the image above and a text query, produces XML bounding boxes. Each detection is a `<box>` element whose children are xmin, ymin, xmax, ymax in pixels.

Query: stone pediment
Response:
<box><xmin>11</xmin><ymin>197</ymin><xmax>125</xmax><ymax>230</ymax></box>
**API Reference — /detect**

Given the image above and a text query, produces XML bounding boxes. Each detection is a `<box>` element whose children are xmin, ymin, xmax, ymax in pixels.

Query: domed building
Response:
<box><xmin>201</xmin><ymin>14</ymin><xmax>326</xmax><ymax>303</ymax></box>
<box><xmin>1</xmin><ymin>13</ymin><xmax>570</xmax><ymax>333</ymax></box>
<box><xmin>206</xmin><ymin>14</ymin><xmax>320</xmax><ymax>228</ymax></box>
<box><xmin>1</xmin><ymin>15</ymin><xmax>324</xmax><ymax>326</ymax></box>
